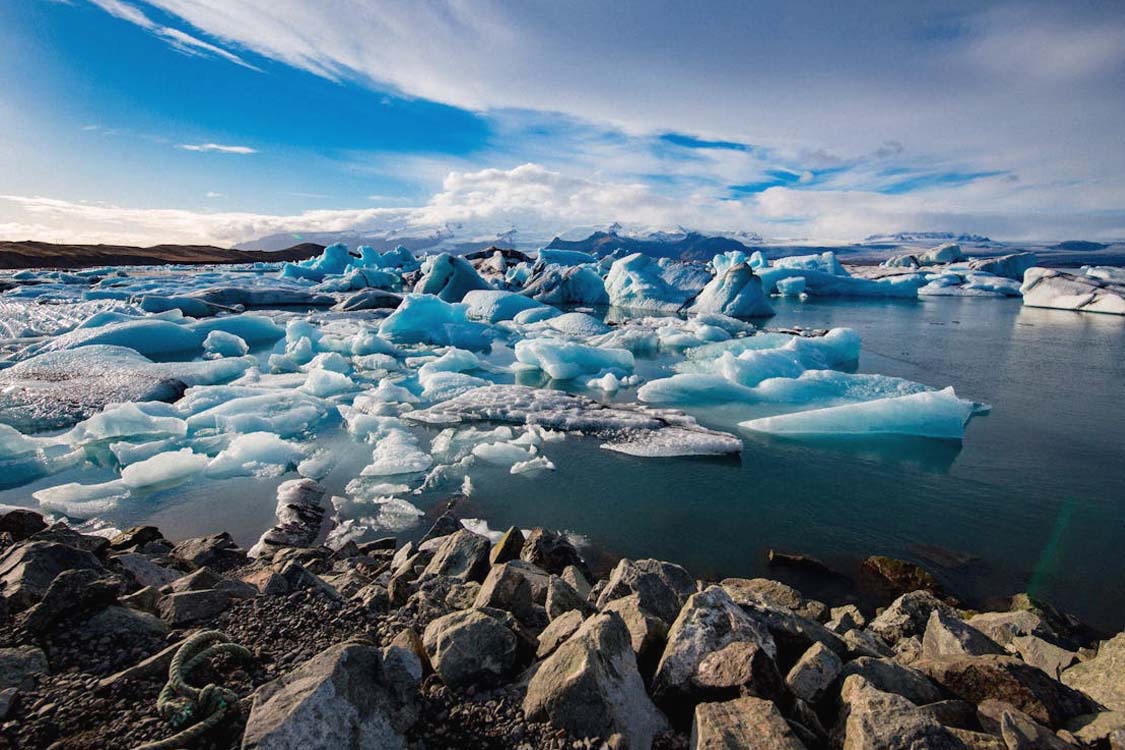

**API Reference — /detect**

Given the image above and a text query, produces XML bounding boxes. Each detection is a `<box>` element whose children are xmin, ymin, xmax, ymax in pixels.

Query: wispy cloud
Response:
<box><xmin>204</xmin><ymin>191</ymin><xmax>223</xmax><ymax>198</ymax></box>
<box><xmin>177</xmin><ymin>143</ymin><xmax>257</xmax><ymax>154</ymax></box>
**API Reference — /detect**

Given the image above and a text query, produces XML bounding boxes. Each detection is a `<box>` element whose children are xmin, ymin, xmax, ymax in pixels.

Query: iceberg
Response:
<box><xmin>687</xmin><ymin>263</ymin><xmax>775</xmax><ymax>318</ymax></box>
<box><xmin>280</xmin><ymin>242</ymin><xmax>353</xmax><ymax>281</ymax></box>
<box><xmin>537</xmin><ymin>248</ymin><xmax>597</xmax><ymax>266</ymax></box>
<box><xmin>203</xmin><ymin>330</ymin><xmax>250</xmax><ymax>358</ymax></box>
<box><xmin>120</xmin><ymin>448</ymin><xmax>209</xmax><ymax>488</ymax></box>
<box><xmin>462</xmin><ymin>289</ymin><xmax>546</xmax><ymax>323</ymax></box>
<box><xmin>206</xmin><ymin>432</ymin><xmax>304</xmax><ymax>477</ymax></box>
<box><xmin>413</xmin><ymin>253</ymin><xmax>492</xmax><ymax>302</ymax></box>
<box><xmin>966</xmin><ymin>252</ymin><xmax>1037</xmax><ymax>280</ymax></box>
<box><xmin>739</xmin><ymin>387</ymin><xmax>976</xmax><ymax>439</ymax></box>
<box><xmin>514</xmin><ymin>339</ymin><xmax>634</xmax><ymax>380</ymax></box>
<box><xmin>378</xmin><ymin>294</ymin><xmax>493</xmax><ymax>350</ymax></box>
<box><xmin>1020</xmin><ymin>267</ymin><xmax>1125</xmax><ymax>315</ymax></box>
<box><xmin>540</xmin><ymin>311</ymin><xmax>610</xmax><ymax>337</ymax></box>
<box><xmin>604</xmin><ymin>253</ymin><xmax>696</xmax><ymax>311</ymax></box>
<box><xmin>360</xmin><ymin>429</ymin><xmax>433</xmax><ymax>476</ymax></box>
<box><xmin>520</xmin><ymin>265</ymin><xmax>609</xmax><ymax>306</ymax></box>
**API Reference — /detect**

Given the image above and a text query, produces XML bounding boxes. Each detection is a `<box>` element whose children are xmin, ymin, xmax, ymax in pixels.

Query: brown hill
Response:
<box><xmin>0</xmin><ymin>240</ymin><xmax>325</xmax><ymax>270</ymax></box>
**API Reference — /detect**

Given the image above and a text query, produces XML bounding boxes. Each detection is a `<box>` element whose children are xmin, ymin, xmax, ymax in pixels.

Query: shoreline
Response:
<box><xmin>2</xmin><ymin>504</ymin><xmax>1121</xmax><ymax>750</ymax></box>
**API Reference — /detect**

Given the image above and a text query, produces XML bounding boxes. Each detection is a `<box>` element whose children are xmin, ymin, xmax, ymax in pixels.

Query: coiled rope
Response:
<box><xmin>132</xmin><ymin>630</ymin><xmax>253</xmax><ymax>750</ymax></box>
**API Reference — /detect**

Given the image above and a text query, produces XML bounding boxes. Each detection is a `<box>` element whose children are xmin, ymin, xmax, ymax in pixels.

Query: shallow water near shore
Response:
<box><xmin>4</xmin><ymin>294</ymin><xmax>1124</xmax><ymax>630</ymax></box>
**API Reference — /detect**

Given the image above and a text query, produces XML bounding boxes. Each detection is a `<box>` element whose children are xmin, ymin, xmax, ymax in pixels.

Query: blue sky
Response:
<box><xmin>1</xmin><ymin>0</ymin><xmax>1123</xmax><ymax>245</ymax></box>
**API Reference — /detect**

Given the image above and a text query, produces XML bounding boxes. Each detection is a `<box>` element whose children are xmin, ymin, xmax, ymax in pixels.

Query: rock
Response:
<box><xmin>0</xmin><ymin>687</ymin><xmax>17</xmax><ymax>722</ymax></box>
<box><xmin>112</xmin><ymin>552</ymin><xmax>180</xmax><ymax>588</ymax></box>
<box><xmin>829</xmin><ymin>604</ymin><xmax>867</xmax><ymax>633</ymax></box>
<box><xmin>546</xmin><ymin>575</ymin><xmax>590</xmax><ymax>620</ymax></box>
<box><xmin>474</xmin><ymin>562</ymin><xmax>534</xmax><ymax>621</ymax></box>
<box><xmin>599</xmin><ymin>558</ymin><xmax>696</xmax><ymax>625</ymax></box>
<box><xmin>278</xmin><ymin>561</ymin><xmax>341</xmax><ymax>599</ymax></box>
<box><xmin>0</xmin><ymin>510</ymin><xmax>47</xmax><ymax>541</ymax></box>
<box><xmin>84</xmin><ymin>604</ymin><xmax>167</xmax><ymax>639</ymax></box>
<box><xmin>922</xmin><ymin>609</ymin><xmax>1006</xmax><ymax>658</ymax></box>
<box><xmin>158</xmin><ymin>588</ymin><xmax>231</xmax><ymax>626</ymax></box>
<box><xmin>840</xmin><ymin>657</ymin><xmax>944</xmax><ymax>705</ymax></box>
<box><xmin>489</xmin><ymin>526</ymin><xmax>524</xmax><ymax>565</ymax></box>
<box><xmin>690</xmin><ymin>696</ymin><xmax>807</xmax><ymax>750</ymax></box>
<box><xmin>443</xmin><ymin>581</ymin><xmax>480</xmax><ymax>609</ymax></box>
<box><xmin>422</xmin><ymin>608</ymin><xmax>527</xmax><ymax>689</ymax></box>
<box><xmin>17</xmin><ymin>568</ymin><xmax>120</xmax><ymax>630</ymax></box>
<box><xmin>839</xmin><ymin>675</ymin><xmax>968</xmax><ymax>750</ymax></box>
<box><xmin>419</xmin><ymin>529</ymin><xmax>491</xmax><ymax>583</ymax></box>
<box><xmin>721</xmin><ymin>577</ymin><xmax>826</xmax><ymax>622</ymax></box>
<box><xmin>843</xmin><ymin>628</ymin><xmax>894</xmax><ymax>659</ymax></box>
<box><xmin>652</xmin><ymin>586</ymin><xmax>778</xmax><ymax>721</ymax></box>
<box><xmin>1010</xmin><ymin>635</ymin><xmax>1078</xmax><ymax>679</ymax></box>
<box><xmin>602</xmin><ymin>593</ymin><xmax>670</xmax><ymax>680</ymax></box>
<box><xmin>977</xmin><ymin>700</ymin><xmax>1077</xmax><ymax>750</ymax></box>
<box><xmin>786</xmin><ymin>641</ymin><xmax>843</xmax><ymax>704</ymax></box>
<box><xmin>505</xmin><ymin>559</ymin><xmax>552</xmax><ymax>603</ymax></box>
<box><xmin>916</xmin><ymin>699</ymin><xmax>980</xmax><ymax>731</ymax></box>
<box><xmin>1009</xmin><ymin>593</ymin><xmax>1085</xmax><ymax>643</ymax></box>
<box><xmin>1066</xmin><ymin>711</ymin><xmax>1125</xmax><ymax>747</ymax></box>
<box><xmin>894</xmin><ymin>635</ymin><xmax>924</xmax><ymax>665</ymax></box>
<box><xmin>390</xmin><ymin>628</ymin><xmax>431</xmax><ymax>675</ymax></box>
<box><xmin>353</xmin><ymin>583</ymin><xmax>389</xmax><ymax>614</ymax></box>
<box><xmin>562</xmin><ymin>565</ymin><xmax>592</xmax><ymax>600</ymax></box>
<box><xmin>28</xmin><ymin>523</ymin><xmax>110</xmax><ymax>555</ymax></box>
<box><xmin>767</xmin><ymin>549</ymin><xmax>831</xmax><ymax>574</ymax></box>
<box><xmin>916</xmin><ymin>654</ymin><xmax>1099</xmax><ymax>727</ymax></box>
<box><xmin>537</xmin><ymin>609</ymin><xmax>585</xmax><ymax>659</ymax></box>
<box><xmin>521</xmin><ymin>528</ymin><xmax>584</xmax><ymax>575</ymax></box>
<box><xmin>968</xmin><ymin>610</ymin><xmax>1055</xmax><ymax>648</ymax></box>
<box><xmin>357</xmin><ymin>537</ymin><xmax>396</xmax><ymax>554</ymax></box>
<box><xmin>250</xmin><ymin>478</ymin><xmax>327</xmax><ymax>558</ymax></box>
<box><xmin>0</xmin><ymin>541</ymin><xmax>105</xmax><ymax>611</ymax></box>
<box><xmin>734</xmin><ymin>597</ymin><xmax>849</xmax><ymax>664</ymax></box>
<box><xmin>859</xmin><ymin>556</ymin><xmax>945</xmax><ymax>598</ymax></box>
<box><xmin>121</xmin><ymin>585</ymin><xmax>161</xmax><ymax>614</ymax></box>
<box><xmin>524</xmin><ymin>611</ymin><xmax>668</xmax><ymax>747</ymax></box>
<box><xmin>243</xmin><ymin>569</ymin><xmax>289</xmax><ymax>596</ymax></box>
<box><xmin>108</xmin><ymin>525</ymin><xmax>163</xmax><ymax>551</ymax></box>
<box><xmin>0</xmin><ymin>646</ymin><xmax>48</xmax><ymax>690</ymax></box>
<box><xmin>171</xmin><ymin>532</ymin><xmax>247</xmax><ymax>572</ymax></box>
<box><xmin>868</xmin><ymin>590</ymin><xmax>958</xmax><ymax>644</ymax></box>
<box><xmin>1062</xmin><ymin>632</ymin><xmax>1125</xmax><ymax>711</ymax></box>
<box><xmin>420</xmin><ymin>511</ymin><xmax>462</xmax><ymax>543</ymax></box>
<box><xmin>167</xmin><ymin>566</ymin><xmax>223</xmax><ymax>592</ymax></box>
<box><xmin>242</xmin><ymin>642</ymin><xmax>415</xmax><ymax>750</ymax></box>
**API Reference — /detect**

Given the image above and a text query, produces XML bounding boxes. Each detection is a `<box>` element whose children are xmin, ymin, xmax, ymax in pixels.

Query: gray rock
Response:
<box><xmin>420</xmin><ymin>512</ymin><xmax>462</xmax><ymax>543</ymax></box>
<box><xmin>839</xmin><ymin>675</ymin><xmax>968</xmax><ymax>750</ymax></box>
<box><xmin>17</xmin><ymin>568</ymin><xmax>120</xmax><ymax>630</ymax></box>
<box><xmin>916</xmin><ymin>699</ymin><xmax>980</xmax><ymax>731</ymax></box>
<box><xmin>158</xmin><ymin>589</ymin><xmax>231</xmax><ymax>626</ymax></box>
<box><xmin>545</xmin><ymin>575</ymin><xmax>591</xmax><ymax>620</ymax></box>
<box><xmin>894</xmin><ymin>635</ymin><xmax>924</xmax><ymax>665</ymax></box>
<box><xmin>721</xmin><ymin>577</ymin><xmax>827</xmax><ymax>622</ymax></box>
<box><xmin>0</xmin><ymin>510</ymin><xmax>47</xmax><ymax>541</ymax></box>
<box><xmin>167</xmin><ymin>566</ymin><xmax>223</xmax><ymax>593</ymax></box>
<box><xmin>916</xmin><ymin>654</ymin><xmax>1099</xmax><ymax>727</ymax></box>
<box><xmin>474</xmin><ymin>562</ymin><xmax>534</xmax><ymax>621</ymax></box>
<box><xmin>489</xmin><ymin>526</ymin><xmax>524</xmax><ymax>566</ymax></box>
<box><xmin>868</xmin><ymin>590</ymin><xmax>958</xmax><ymax>644</ymax></box>
<box><xmin>242</xmin><ymin>642</ymin><xmax>415</xmax><ymax>750</ymax></box>
<box><xmin>561</xmin><ymin>565</ymin><xmax>591</xmax><ymax>600</ymax></box>
<box><xmin>968</xmin><ymin>610</ymin><xmax>1055</xmax><ymax>648</ymax></box>
<box><xmin>0</xmin><ymin>646</ymin><xmax>48</xmax><ymax>690</ymax></box>
<box><xmin>1061</xmin><ymin>632</ymin><xmax>1125</xmax><ymax>711</ymax></box>
<box><xmin>121</xmin><ymin>585</ymin><xmax>161</xmax><ymax>614</ymax></box>
<box><xmin>171</xmin><ymin>532</ymin><xmax>247</xmax><ymax>572</ymax></box>
<box><xmin>844</xmin><ymin>628</ymin><xmax>894</xmax><ymax>659</ymax></box>
<box><xmin>521</xmin><ymin>527</ymin><xmax>584</xmax><ymax>575</ymax></box>
<box><xmin>736</xmin><ymin>597</ymin><xmax>849</xmax><ymax>663</ymax></box>
<box><xmin>390</xmin><ymin>628</ymin><xmax>431</xmax><ymax>675</ymax></box>
<box><xmin>0</xmin><ymin>541</ymin><xmax>105</xmax><ymax>611</ymax></box>
<box><xmin>829</xmin><ymin>604</ymin><xmax>866</xmax><ymax>634</ymax></box>
<box><xmin>278</xmin><ymin>561</ymin><xmax>341</xmax><ymax>599</ymax></box>
<box><xmin>690</xmin><ymin>696</ymin><xmax>808</xmax><ymax>750</ymax></box>
<box><xmin>537</xmin><ymin>609</ymin><xmax>585</xmax><ymax>659</ymax></box>
<box><xmin>977</xmin><ymin>700</ymin><xmax>1077</xmax><ymax>750</ymax></box>
<box><xmin>0</xmin><ymin>687</ymin><xmax>17</xmax><ymax>722</ymax></box>
<box><xmin>524</xmin><ymin>611</ymin><xmax>668</xmax><ymax>748</ymax></box>
<box><xmin>1066</xmin><ymin>711</ymin><xmax>1125</xmax><ymax>747</ymax></box>
<box><xmin>84</xmin><ymin>605</ymin><xmax>167</xmax><ymax>639</ymax></box>
<box><xmin>243</xmin><ymin>569</ymin><xmax>289</xmax><ymax>596</ymax></box>
<box><xmin>422</xmin><ymin>608</ymin><xmax>526</xmax><ymax>689</ymax></box>
<box><xmin>922</xmin><ymin>609</ymin><xmax>1006</xmax><ymax>658</ymax></box>
<box><xmin>112</xmin><ymin>552</ymin><xmax>180</xmax><ymax>588</ymax></box>
<box><xmin>419</xmin><ymin>529</ymin><xmax>490</xmax><ymax>583</ymax></box>
<box><xmin>1010</xmin><ymin>635</ymin><xmax>1078</xmax><ymax>680</ymax></box>
<box><xmin>353</xmin><ymin>583</ymin><xmax>389</xmax><ymax>615</ymax></box>
<box><xmin>840</xmin><ymin>657</ymin><xmax>944</xmax><ymax>706</ymax></box>
<box><xmin>108</xmin><ymin>525</ymin><xmax>163</xmax><ymax>551</ymax></box>
<box><xmin>249</xmin><ymin>478</ymin><xmax>326</xmax><ymax>559</ymax></box>
<box><xmin>653</xmin><ymin>586</ymin><xmax>779</xmax><ymax>720</ymax></box>
<box><xmin>602</xmin><ymin>593</ymin><xmax>670</xmax><ymax>680</ymax></box>
<box><xmin>599</xmin><ymin>558</ymin><xmax>695</xmax><ymax>624</ymax></box>
<box><xmin>786</xmin><ymin>641</ymin><xmax>843</xmax><ymax>704</ymax></box>
<box><xmin>443</xmin><ymin>581</ymin><xmax>480</xmax><ymax>610</ymax></box>
<box><xmin>505</xmin><ymin>559</ymin><xmax>552</xmax><ymax>603</ymax></box>
<box><xmin>28</xmin><ymin>523</ymin><xmax>110</xmax><ymax>555</ymax></box>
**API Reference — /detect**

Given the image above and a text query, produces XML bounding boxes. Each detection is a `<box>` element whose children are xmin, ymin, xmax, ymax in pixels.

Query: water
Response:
<box><xmin>4</xmin><ymin>295</ymin><xmax>1123</xmax><ymax>630</ymax></box>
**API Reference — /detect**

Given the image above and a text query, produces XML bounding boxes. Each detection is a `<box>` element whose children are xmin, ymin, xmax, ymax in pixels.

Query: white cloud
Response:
<box><xmin>205</xmin><ymin>191</ymin><xmax>223</xmax><ymax>198</ymax></box>
<box><xmin>178</xmin><ymin>143</ymin><xmax>257</xmax><ymax>154</ymax></box>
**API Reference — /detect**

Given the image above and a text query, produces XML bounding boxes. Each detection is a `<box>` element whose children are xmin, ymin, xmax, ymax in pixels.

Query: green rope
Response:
<box><xmin>132</xmin><ymin>630</ymin><xmax>253</xmax><ymax>750</ymax></box>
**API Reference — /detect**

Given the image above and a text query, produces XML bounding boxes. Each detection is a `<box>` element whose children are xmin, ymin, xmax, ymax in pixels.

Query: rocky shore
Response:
<box><xmin>0</xmin><ymin>503</ymin><xmax>1122</xmax><ymax>750</ymax></box>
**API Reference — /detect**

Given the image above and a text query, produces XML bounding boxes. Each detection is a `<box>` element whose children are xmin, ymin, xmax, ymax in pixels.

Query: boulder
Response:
<box><xmin>29</xmin><ymin>523</ymin><xmax>110</xmax><ymax>555</ymax></box>
<box><xmin>0</xmin><ymin>541</ymin><xmax>105</xmax><ymax>611</ymax></box>
<box><xmin>419</xmin><ymin>529</ymin><xmax>491</xmax><ymax>583</ymax></box>
<box><xmin>83</xmin><ymin>604</ymin><xmax>167</xmax><ymax>639</ymax></box>
<box><xmin>242</xmin><ymin>642</ymin><xmax>416</xmax><ymax>750</ymax></box>
<box><xmin>721</xmin><ymin>577</ymin><xmax>827</xmax><ymax>622</ymax></box>
<box><xmin>17</xmin><ymin>568</ymin><xmax>120</xmax><ymax>631</ymax></box>
<box><xmin>967</xmin><ymin>610</ymin><xmax>1055</xmax><ymax>648</ymax></box>
<box><xmin>536</xmin><ymin>609</ymin><xmax>585</xmax><ymax>659</ymax></box>
<box><xmin>524</xmin><ymin>611</ymin><xmax>668</xmax><ymax>748</ymax></box>
<box><xmin>599</xmin><ymin>558</ymin><xmax>695</xmax><ymax>624</ymax></box>
<box><xmin>112</xmin><ymin>552</ymin><xmax>180</xmax><ymax>589</ymax></box>
<box><xmin>108</xmin><ymin>526</ymin><xmax>163</xmax><ymax>552</ymax></box>
<box><xmin>839</xmin><ymin>675</ymin><xmax>968</xmax><ymax>750</ymax></box>
<box><xmin>735</xmin><ymin>598</ymin><xmax>849</xmax><ymax>664</ymax></box>
<box><xmin>521</xmin><ymin>528</ymin><xmax>584</xmax><ymax>575</ymax></box>
<box><xmin>158</xmin><ymin>589</ymin><xmax>231</xmax><ymax>626</ymax></box>
<box><xmin>859</xmin><ymin>556</ymin><xmax>944</xmax><ymax>598</ymax></box>
<box><xmin>829</xmin><ymin>604</ymin><xmax>867</xmax><ymax>633</ymax></box>
<box><xmin>473</xmin><ymin>562</ymin><xmax>534</xmax><ymax>622</ymax></box>
<box><xmin>489</xmin><ymin>526</ymin><xmax>524</xmax><ymax>566</ymax></box>
<box><xmin>0</xmin><ymin>646</ymin><xmax>48</xmax><ymax>690</ymax></box>
<box><xmin>390</xmin><ymin>628</ymin><xmax>431</xmax><ymax>675</ymax></box>
<box><xmin>868</xmin><ymin>590</ymin><xmax>958</xmax><ymax>645</ymax></box>
<box><xmin>691</xmin><ymin>696</ymin><xmax>807</xmax><ymax>750</ymax></box>
<box><xmin>1066</xmin><ymin>710</ymin><xmax>1125</xmax><ymax>748</ymax></box>
<box><xmin>420</xmin><ymin>512</ymin><xmax>462</xmax><ymax>543</ymax></box>
<box><xmin>916</xmin><ymin>654</ymin><xmax>1099</xmax><ymax>727</ymax></box>
<box><xmin>1061</xmin><ymin>632</ymin><xmax>1125</xmax><ymax>711</ymax></box>
<box><xmin>0</xmin><ymin>510</ymin><xmax>47</xmax><ymax>542</ymax></box>
<box><xmin>167</xmin><ymin>566</ymin><xmax>223</xmax><ymax>593</ymax></box>
<box><xmin>561</xmin><ymin>565</ymin><xmax>592</xmax><ymax>600</ymax></box>
<box><xmin>840</xmin><ymin>657</ymin><xmax>944</xmax><ymax>706</ymax></box>
<box><xmin>602</xmin><ymin>593</ymin><xmax>670</xmax><ymax>680</ymax></box>
<box><xmin>1010</xmin><ymin>635</ymin><xmax>1078</xmax><ymax>679</ymax></box>
<box><xmin>171</xmin><ymin>532</ymin><xmax>247</xmax><ymax>572</ymax></box>
<box><xmin>922</xmin><ymin>609</ymin><xmax>1006</xmax><ymax>658</ymax></box>
<box><xmin>843</xmin><ymin>628</ymin><xmax>894</xmax><ymax>659</ymax></box>
<box><xmin>653</xmin><ymin>586</ymin><xmax>779</xmax><ymax>721</ymax></box>
<box><xmin>786</xmin><ymin>641</ymin><xmax>843</xmax><ymax>704</ymax></box>
<box><xmin>121</xmin><ymin>585</ymin><xmax>161</xmax><ymax>614</ymax></box>
<box><xmin>422</xmin><ymin>608</ymin><xmax>528</xmax><ymax>689</ymax></box>
<box><xmin>443</xmin><ymin>581</ymin><xmax>480</xmax><ymax>610</ymax></box>
<box><xmin>545</xmin><ymin>575</ymin><xmax>591</xmax><ymax>620</ymax></box>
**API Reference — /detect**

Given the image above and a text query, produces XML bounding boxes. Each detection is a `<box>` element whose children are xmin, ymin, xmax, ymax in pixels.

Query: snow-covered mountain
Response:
<box><xmin>862</xmin><ymin>231</ymin><xmax>994</xmax><ymax>244</ymax></box>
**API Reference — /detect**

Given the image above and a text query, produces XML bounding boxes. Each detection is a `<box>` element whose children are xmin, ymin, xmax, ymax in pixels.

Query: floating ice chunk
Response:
<box><xmin>378</xmin><ymin>294</ymin><xmax>492</xmax><ymax>350</ymax></box>
<box><xmin>739</xmin><ymin>387</ymin><xmax>976</xmax><ymax>439</ymax></box>
<box><xmin>759</xmin><ymin>268</ymin><xmax>926</xmax><ymax>298</ymax></box>
<box><xmin>185</xmin><ymin>391</ymin><xmax>336</xmax><ymax>437</ymax></box>
<box><xmin>513</xmin><ymin>306</ymin><xmax>562</xmax><ymax>325</ymax></box>
<box><xmin>1020</xmin><ymin>267</ymin><xmax>1125</xmax><ymax>315</ymax></box>
<box><xmin>69</xmin><ymin>403</ymin><xmax>188</xmax><ymax>446</ymax></box>
<box><xmin>688</xmin><ymin>263</ymin><xmax>774</xmax><ymax>318</ymax></box>
<box><xmin>0</xmin><ymin>424</ymin><xmax>43</xmax><ymax>460</ymax></box>
<box><xmin>430</xmin><ymin>425</ymin><xmax>514</xmax><ymax>463</ymax></box>
<box><xmin>923</xmin><ymin>242</ymin><xmax>963</xmax><ymax>264</ymax></box>
<box><xmin>120</xmin><ymin>448</ymin><xmax>209</xmax><ymax>488</ymax></box>
<box><xmin>206</xmin><ymin>432</ymin><xmax>304</xmax><ymax>477</ymax></box>
<box><xmin>375</xmin><ymin>245</ymin><xmax>420</xmax><ymax>271</ymax></box>
<box><xmin>514</xmin><ymin>339</ymin><xmax>634</xmax><ymax>380</ymax></box>
<box><xmin>191</xmin><ymin>286</ymin><xmax>334</xmax><ymax>309</ymax></box>
<box><xmin>462</xmin><ymin>289</ymin><xmax>545</xmax><ymax>323</ymax></box>
<box><xmin>775</xmin><ymin>276</ymin><xmax>807</xmax><ymax>296</ymax></box>
<box><xmin>520</xmin><ymin>265</ymin><xmax>609</xmax><ymax>306</ymax></box>
<box><xmin>109</xmin><ymin>437</ymin><xmax>178</xmax><ymax>467</ymax></box>
<box><xmin>34</xmin><ymin>479</ymin><xmax>130</xmax><ymax>517</ymax></box>
<box><xmin>605</xmin><ymin>253</ymin><xmax>696</xmax><ymax>311</ymax></box>
<box><xmin>354</xmin><ymin>379</ymin><xmax>420</xmax><ymax>409</ymax></box>
<box><xmin>36</xmin><ymin>319</ymin><xmax>204</xmax><ymax>358</ymax></box>
<box><xmin>421</xmin><ymin>371</ymin><xmax>491</xmax><ymax>401</ymax></box>
<box><xmin>542</xmin><ymin>312</ymin><xmax>610</xmax><ymax>337</ymax></box>
<box><xmin>280</xmin><ymin>242</ymin><xmax>353</xmax><ymax>281</ymax></box>
<box><xmin>302</xmin><ymin>352</ymin><xmax>351</xmax><ymax>374</ymax></box>
<box><xmin>298</xmin><ymin>450</ymin><xmax>336</xmax><ymax>480</ymax></box>
<box><xmin>344</xmin><ymin>412</ymin><xmax>408</xmax><ymax>442</ymax></box>
<box><xmin>414</xmin><ymin>253</ymin><xmax>492</xmax><ymax>302</ymax></box>
<box><xmin>140</xmin><ymin>295</ymin><xmax>225</xmax><ymax>318</ymax></box>
<box><xmin>299</xmin><ymin>369</ymin><xmax>357</xmax><ymax>398</ymax></box>
<box><xmin>601</xmin><ymin>427</ymin><xmax>744</xmax><ymax>457</ymax></box>
<box><xmin>510</xmin><ymin>455</ymin><xmax>556</xmax><ymax>474</ymax></box>
<box><xmin>773</xmin><ymin>251</ymin><xmax>848</xmax><ymax>275</ymax></box>
<box><xmin>203</xmin><ymin>330</ymin><xmax>250</xmax><ymax>358</ymax></box>
<box><xmin>191</xmin><ymin>314</ymin><xmax>285</xmax><ymax>345</ymax></box>
<box><xmin>711</xmin><ymin>251</ymin><xmax>747</xmax><ymax>276</ymax></box>
<box><xmin>472</xmin><ymin>441</ymin><xmax>534</xmax><ymax>465</ymax></box>
<box><xmin>586</xmin><ymin>372</ymin><xmax>640</xmax><ymax>392</ymax></box>
<box><xmin>538</xmin><ymin>248</ymin><xmax>597</xmax><ymax>266</ymax></box>
<box><xmin>360</xmin><ymin>430</ymin><xmax>433</xmax><ymax>476</ymax></box>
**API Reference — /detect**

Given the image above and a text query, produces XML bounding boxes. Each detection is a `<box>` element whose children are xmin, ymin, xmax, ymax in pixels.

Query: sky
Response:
<box><xmin>1</xmin><ymin>0</ymin><xmax>1123</xmax><ymax>246</ymax></box>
